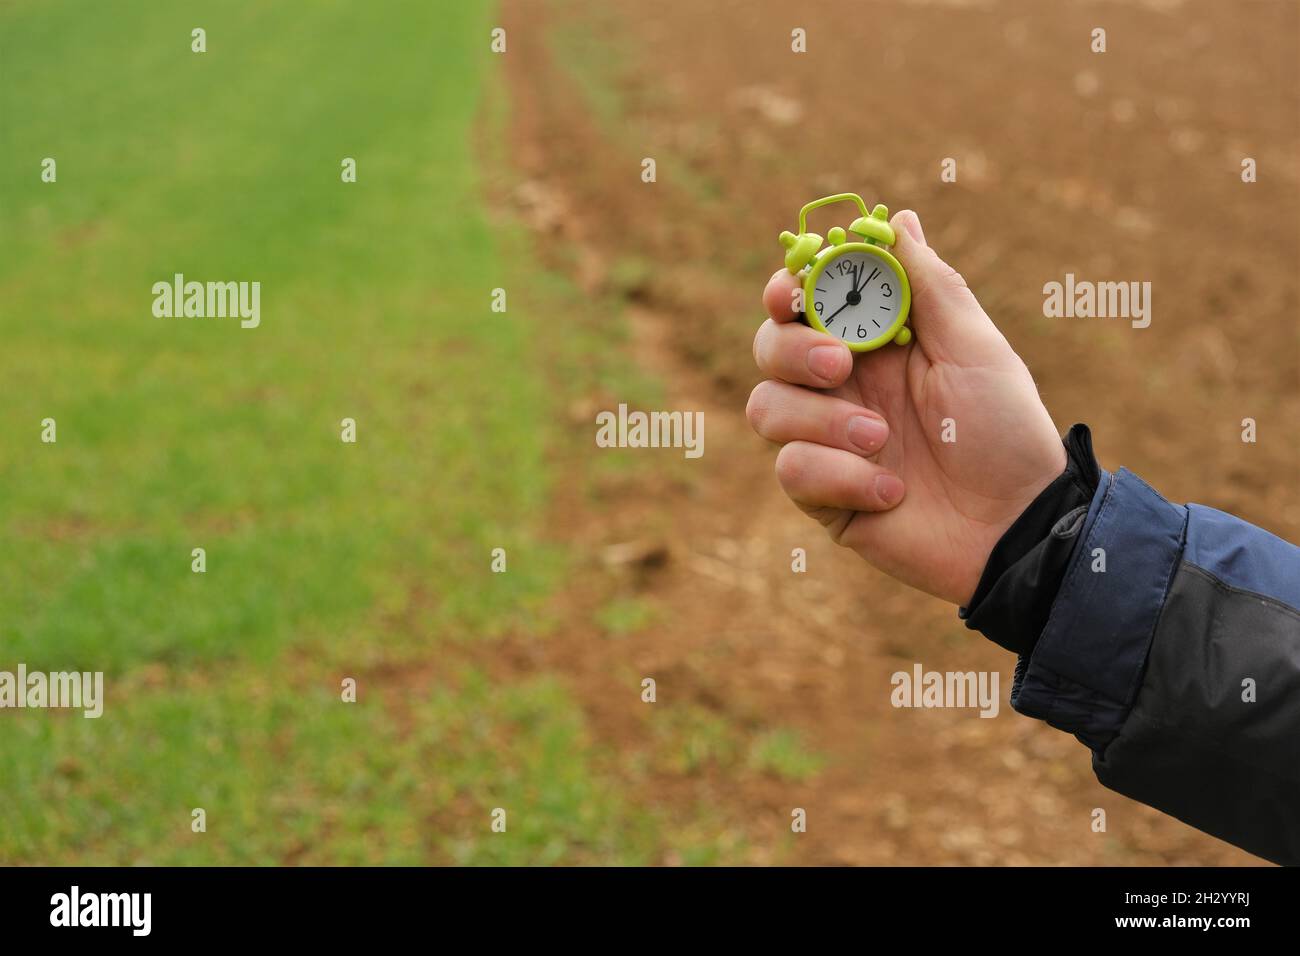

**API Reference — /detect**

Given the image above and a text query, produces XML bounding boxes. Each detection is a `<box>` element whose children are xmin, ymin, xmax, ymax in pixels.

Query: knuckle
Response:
<box><xmin>745</xmin><ymin>381</ymin><xmax>773</xmax><ymax>432</ymax></box>
<box><xmin>773</xmin><ymin>442</ymin><xmax>806</xmax><ymax>490</ymax></box>
<box><xmin>752</xmin><ymin>318</ymin><xmax>775</xmax><ymax>368</ymax></box>
<box><xmin>941</xmin><ymin>265</ymin><xmax>968</xmax><ymax>291</ymax></box>
<box><xmin>937</xmin><ymin>262</ymin><xmax>976</xmax><ymax>300</ymax></box>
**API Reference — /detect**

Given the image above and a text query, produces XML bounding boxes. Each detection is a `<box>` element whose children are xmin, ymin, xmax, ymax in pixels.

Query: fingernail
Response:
<box><xmin>875</xmin><ymin>474</ymin><xmax>904</xmax><ymax>506</ymax></box>
<box><xmin>807</xmin><ymin>345</ymin><xmax>845</xmax><ymax>382</ymax></box>
<box><xmin>847</xmin><ymin>416</ymin><xmax>887</xmax><ymax>453</ymax></box>
<box><xmin>902</xmin><ymin>212</ymin><xmax>925</xmax><ymax>245</ymax></box>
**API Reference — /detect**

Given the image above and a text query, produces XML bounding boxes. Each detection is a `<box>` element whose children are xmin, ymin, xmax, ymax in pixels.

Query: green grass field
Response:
<box><xmin>0</xmin><ymin>0</ymin><xmax>822</xmax><ymax>867</ymax></box>
<box><xmin>0</xmin><ymin>0</ymin><xmax>657</xmax><ymax>865</ymax></box>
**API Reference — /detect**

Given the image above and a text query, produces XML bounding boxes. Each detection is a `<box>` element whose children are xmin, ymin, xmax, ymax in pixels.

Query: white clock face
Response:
<box><xmin>810</xmin><ymin>250</ymin><xmax>902</xmax><ymax>343</ymax></box>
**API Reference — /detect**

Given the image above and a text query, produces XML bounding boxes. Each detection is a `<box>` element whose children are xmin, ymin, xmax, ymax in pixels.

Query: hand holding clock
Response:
<box><xmin>747</xmin><ymin>210</ymin><xmax>1066</xmax><ymax>606</ymax></box>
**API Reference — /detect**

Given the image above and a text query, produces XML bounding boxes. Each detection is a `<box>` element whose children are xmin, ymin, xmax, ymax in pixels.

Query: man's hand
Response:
<box><xmin>746</xmin><ymin>210</ymin><xmax>1066</xmax><ymax>606</ymax></box>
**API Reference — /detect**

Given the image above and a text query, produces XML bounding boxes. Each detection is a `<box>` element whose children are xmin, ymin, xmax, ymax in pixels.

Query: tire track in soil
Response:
<box><xmin>475</xmin><ymin>0</ymin><xmax>1265</xmax><ymax>864</ymax></box>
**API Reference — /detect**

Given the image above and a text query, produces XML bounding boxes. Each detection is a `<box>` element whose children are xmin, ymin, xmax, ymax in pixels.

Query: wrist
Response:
<box><xmin>954</xmin><ymin>441</ymin><xmax>1069</xmax><ymax>607</ymax></box>
<box><xmin>959</xmin><ymin>424</ymin><xmax>1101</xmax><ymax>655</ymax></box>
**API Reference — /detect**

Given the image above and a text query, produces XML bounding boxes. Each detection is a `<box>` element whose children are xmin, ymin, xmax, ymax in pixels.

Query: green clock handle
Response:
<box><xmin>780</xmin><ymin>193</ymin><xmax>897</xmax><ymax>273</ymax></box>
<box><xmin>797</xmin><ymin>192</ymin><xmax>869</xmax><ymax>235</ymax></box>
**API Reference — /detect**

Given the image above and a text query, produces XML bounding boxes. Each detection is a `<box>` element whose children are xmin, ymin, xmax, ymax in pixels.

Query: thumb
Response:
<box><xmin>889</xmin><ymin>209</ymin><xmax>1010</xmax><ymax>365</ymax></box>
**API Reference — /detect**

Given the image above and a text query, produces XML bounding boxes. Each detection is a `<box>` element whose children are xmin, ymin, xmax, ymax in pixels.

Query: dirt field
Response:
<box><xmin>490</xmin><ymin>0</ymin><xmax>1298</xmax><ymax>864</ymax></box>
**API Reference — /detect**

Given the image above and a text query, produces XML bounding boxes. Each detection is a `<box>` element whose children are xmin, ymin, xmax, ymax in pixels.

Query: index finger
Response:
<box><xmin>762</xmin><ymin>269</ymin><xmax>802</xmax><ymax>322</ymax></box>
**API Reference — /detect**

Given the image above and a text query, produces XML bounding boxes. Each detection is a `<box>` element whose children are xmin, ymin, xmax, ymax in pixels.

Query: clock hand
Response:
<box><xmin>823</xmin><ymin>300</ymin><xmax>851</xmax><ymax>324</ymax></box>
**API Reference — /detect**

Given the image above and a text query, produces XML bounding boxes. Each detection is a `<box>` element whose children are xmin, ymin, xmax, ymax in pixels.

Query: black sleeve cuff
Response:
<box><xmin>958</xmin><ymin>423</ymin><xmax>1101</xmax><ymax>657</ymax></box>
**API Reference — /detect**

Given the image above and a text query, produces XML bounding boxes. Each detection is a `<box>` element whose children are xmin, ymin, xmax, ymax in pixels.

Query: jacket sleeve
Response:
<box><xmin>1011</xmin><ymin>466</ymin><xmax>1300</xmax><ymax>865</ymax></box>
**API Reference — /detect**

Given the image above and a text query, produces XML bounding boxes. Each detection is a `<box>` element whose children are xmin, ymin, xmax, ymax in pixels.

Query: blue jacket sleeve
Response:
<box><xmin>1012</xmin><ymin>467</ymin><xmax>1300</xmax><ymax>864</ymax></box>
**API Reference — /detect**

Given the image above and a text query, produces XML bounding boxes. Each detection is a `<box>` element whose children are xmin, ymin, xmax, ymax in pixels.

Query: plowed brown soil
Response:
<box><xmin>487</xmin><ymin>0</ymin><xmax>1298</xmax><ymax>864</ymax></box>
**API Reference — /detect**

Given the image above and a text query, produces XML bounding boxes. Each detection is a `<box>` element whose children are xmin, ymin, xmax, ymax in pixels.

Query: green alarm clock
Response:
<box><xmin>779</xmin><ymin>192</ymin><xmax>912</xmax><ymax>351</ymax></box>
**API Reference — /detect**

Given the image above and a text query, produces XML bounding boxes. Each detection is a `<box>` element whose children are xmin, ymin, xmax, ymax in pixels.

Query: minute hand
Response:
<box><xmin>855</xmin><ymin>266</ymin><xmax>879</xmax><ymax>294</ymax></box>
